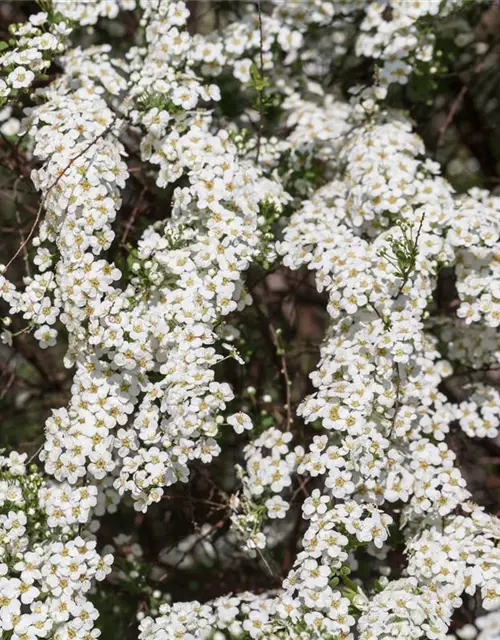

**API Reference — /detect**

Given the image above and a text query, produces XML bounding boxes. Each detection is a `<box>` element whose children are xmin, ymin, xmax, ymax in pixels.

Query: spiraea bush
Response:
<box><xmin>0</xmin><ymin>1</ymin><xmax>500</xmax><ymax>639</ymax></box>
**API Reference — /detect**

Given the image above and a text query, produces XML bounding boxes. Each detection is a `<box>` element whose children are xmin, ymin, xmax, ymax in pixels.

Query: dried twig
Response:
<box><xmin>437</xmin><ymin>84</ymin><xmax>469</xmax><ymax>148</ymax></box>
<box><xmin>121</xmin><ymin>185</ymin><xmax>147</xmax><ymax>246</ymax></box>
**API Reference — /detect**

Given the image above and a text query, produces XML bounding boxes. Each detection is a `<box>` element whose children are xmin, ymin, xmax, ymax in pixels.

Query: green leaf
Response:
<box><xmin>250</xmin><ymin>63</ymin><xmax>269</xmax><ymax>91</ymax></box>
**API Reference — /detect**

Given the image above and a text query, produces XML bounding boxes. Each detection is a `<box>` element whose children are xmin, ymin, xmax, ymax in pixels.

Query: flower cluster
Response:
<box><xmin>187</xmin><ymin>0</ymin><xmax>485</xmax><ymax>104</ymax></box>
<box><xmin>178</xmin><ymin>95</ymin><xmax>500</xmax><ymax>638</ymax></box>
<box><xmin>449</xmin><ymin>188</ymin><xmax>500</xmax><ymax>327</ymax></box>
<box><xmin>53</xmin><ymin>0</ymin><xmax>136</xmax><ymax>27</ymax></box>
<box><xmin>355</xmin><ymin>0</ymin><xmax>474</xmax><ymax>88</ymax></box>
<box><xmin>0</xmin><ymin>11</ymin><xmax>71</xmax><ymax>106</ymax></box>
<box><xmin>140</xmin><ymin>499</ymin><xmax>393</xmax><ymax>639</ymax></box>
<box><xmin>358</xmin><ymin>505</ymin><xmax>500</xmax><ymax>640</ymax></box>
<box><xmin>0</xmin><ymin>451</ymin><xmax>112</xmax><ymax>640</ymax></box>
<box><xmin>0</xmin><ymin>86</ymin><xmax>131</xmax><ymax>516</ymax></box>
<box><xmin>229</xmin><ymin>426</ymin><xmax>295</xmax><ymax>552</ymax></box>
<box><xmin>190</xmin><ymin>1</ymin><xmax>336</xmax><ymax>84</ymax></box>
<box><xmin>270</xmin><ymin>105</ymin><xmax>500</xmax><ymax>634</ymax></box>
<box><xmin>1</xmin><ymin>0</ymin><xmax>289</xmax><ymax>517</ymax></box>
<box><xmin>113</xmin><ymin>125</ymin><xmax>287</xmax><ymax>509</ymax></box>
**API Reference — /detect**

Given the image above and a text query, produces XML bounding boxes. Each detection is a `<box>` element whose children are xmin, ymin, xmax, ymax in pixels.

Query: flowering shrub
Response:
<box><xmin>0</xmin><ymin>1</ymin><xmax>499</xmax><ymax>639</ymax></box>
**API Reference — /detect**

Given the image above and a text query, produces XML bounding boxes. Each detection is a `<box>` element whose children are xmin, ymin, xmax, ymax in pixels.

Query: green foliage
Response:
<box><xmin>136</xmin><ymin>91</ymin><xmax>185</xmax><ymax>116</ymax></box>
<box><xmin>35</xmin><ymin>0</ymin><xmax>53</xmax><ymax>13</ymax></box>
<box><xmin>378</xmin><ymin>219</ymin><xmax>424</xmax><ymax>290</ymax></box>
<box><xmin>249</xmin><ymin>63</ymin><xmax>269</xmax><ymax>93</ymax></box>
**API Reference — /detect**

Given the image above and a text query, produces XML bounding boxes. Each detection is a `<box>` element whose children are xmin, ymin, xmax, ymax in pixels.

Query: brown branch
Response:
<box><xmin>0</xmin><ymin>368</ymin><xmax>16</xmax><ymax>401</ymax></box>
<box><xmin>437</xmin><ymin>84</ymin><xmax>469</xmax><ymax>148</ymax></box>
<box><xmin>121</xmin><ymin>185</ymin><xmax>147</xmax><ymax>247</ymax></box>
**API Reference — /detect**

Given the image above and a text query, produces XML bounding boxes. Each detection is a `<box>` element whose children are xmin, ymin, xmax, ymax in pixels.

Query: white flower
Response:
<box><xmin>265</xmin><ymin>496</ymin><xmax>289</xmax><ymax>519</ymax></box>
<box><xmin>34</xmin><ymin>325</ymin><xmax>57</xmax><ymax>349</ymax></box>
<box><xmin>227</xmin><ymin>412</ymin><xmax>253</xmax><ymax>435</ymax></box>
<box><xmin>8</xmin><ymin>67</ymin><xmax>35</xmax><ymax>89</ymax></box>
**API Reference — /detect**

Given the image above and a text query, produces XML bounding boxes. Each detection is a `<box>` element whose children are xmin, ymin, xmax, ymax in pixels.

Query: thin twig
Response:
<box><xmin>291</xmin><ymin>475</ymin><xmax>311</xmax><ymax>502</ymax></box>
<box><xmin>121</xmin><ymin>185</ymin><xmax>147</xmax><ymax>246</ymax></box>
<box><xmin>159</xmin><ymin>517</ymin><xmax>228</xmax><ymax>575</ymax></box>
<box><xmin>367</xmin><ymin>298</ymin><xmax>388</xmax><ymax>327</ymax></box>
<box><xmin>0</xmin><ymin>369</ymin><xmax>16</xmax><ymax>400</ymax></box>
<box><xmin>268</xmin><ymin>322</ymin><xmax>293</xmax><ymax>431</ymax></box>
<box><xmin>437</xmin><ymin>84</ymin><xmax>468</xmax><ymax>148</ymax></box>
<box><xmin>28</xmin><ymin>441</ymin><xmax>44</xmax><ymax>464</ymax></box>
